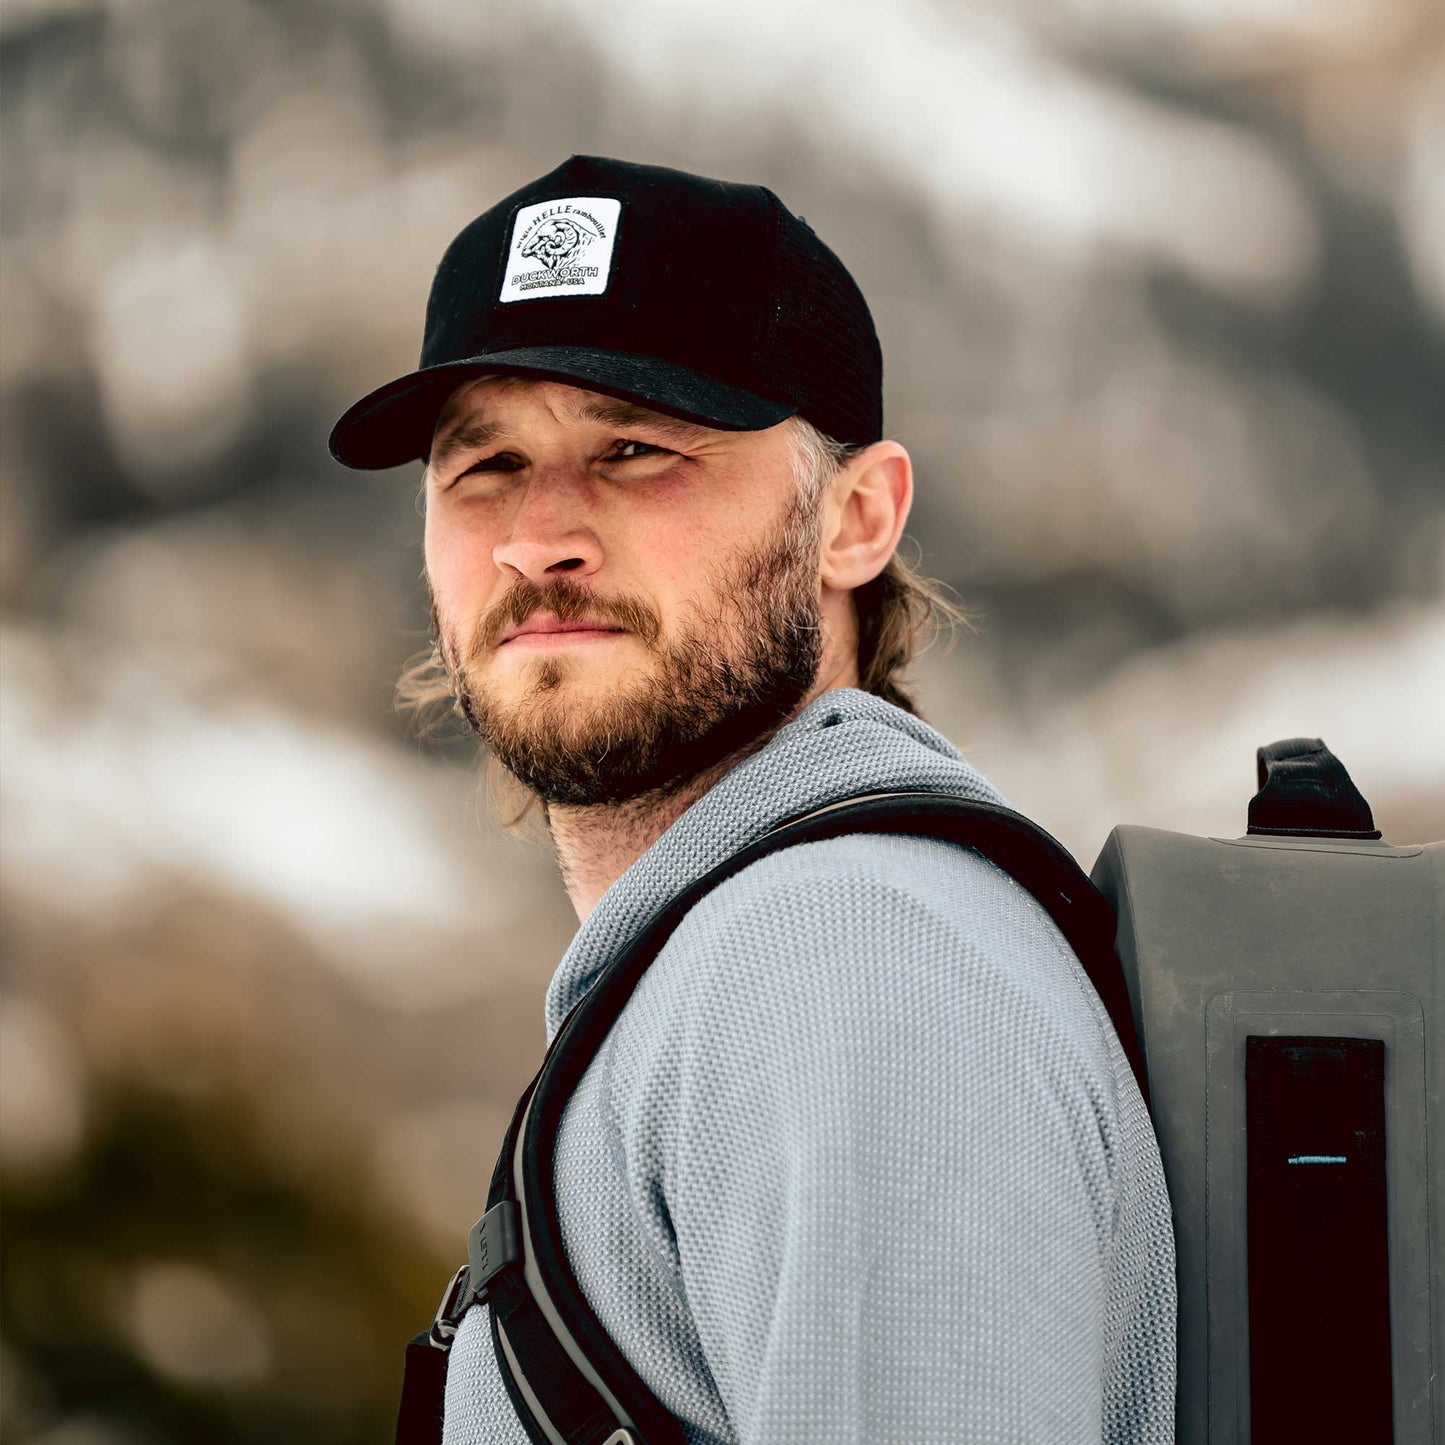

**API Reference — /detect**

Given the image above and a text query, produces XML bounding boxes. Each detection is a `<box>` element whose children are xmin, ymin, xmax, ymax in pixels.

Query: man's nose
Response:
<box><xmin>491</xmin><ymin>472</ymin><xmax>603</xmax><ymax>584</ymax></box>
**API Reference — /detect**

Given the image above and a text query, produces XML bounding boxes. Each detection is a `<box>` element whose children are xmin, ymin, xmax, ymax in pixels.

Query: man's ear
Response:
<box><xmin>819</xmin><ymin>441</ymin><xmax>913</xmax><ymax>593</ymax></box>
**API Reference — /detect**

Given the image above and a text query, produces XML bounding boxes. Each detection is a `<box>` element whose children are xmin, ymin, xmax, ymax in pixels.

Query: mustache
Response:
<box><xmin>472</xmin><ymin>576</ymin><xmax>663</xmax><ymax>656</ymax></box>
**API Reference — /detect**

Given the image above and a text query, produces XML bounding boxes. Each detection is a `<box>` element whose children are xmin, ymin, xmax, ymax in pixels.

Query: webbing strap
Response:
<box><xmin>488</xmin><ymin>1270</ymin><xmax>623</xmax><ymax>1444</ymax></box>
<box><xmin>398</xmin><ymin>790</ymin><xmax>1147</xmax><ymax>1445</ymax></box>
<box><xmin>1245</xmin><ymin>1036</ymin><xmax>1393</xmax><ymax>1441</ymax></box>
<box><xmin>396</xmin><ymin>1332</ymin><xmax>449</xmax><ymax>1444</ymax></box>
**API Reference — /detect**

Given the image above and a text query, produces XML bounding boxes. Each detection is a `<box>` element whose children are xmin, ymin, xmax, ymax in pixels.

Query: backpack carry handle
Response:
<box><xmin>1247</xmin><ymin>737</ymin><xmax>1382</xmax><ymax>840</ymax></box>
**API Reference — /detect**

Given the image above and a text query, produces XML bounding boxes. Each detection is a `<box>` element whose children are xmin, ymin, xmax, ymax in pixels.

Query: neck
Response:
<box><xmin>546</xmin><ymin>750</ymin><xmax>748</xmax><ymax>922</ymax></box>
<box><xmin>543</xmin><ymin>638</ymin><xmax>861</xmax><ymax>920</ymax></box>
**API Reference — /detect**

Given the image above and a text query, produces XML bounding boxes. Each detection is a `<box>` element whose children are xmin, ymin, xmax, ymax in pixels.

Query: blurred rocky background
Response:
<box><xmin>2</xmin><ymin>0</ymin><xmax>1442</xmax><ymax>1439</ymax></box>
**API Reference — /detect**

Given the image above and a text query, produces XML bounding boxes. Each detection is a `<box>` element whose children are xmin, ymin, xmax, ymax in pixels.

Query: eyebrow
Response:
<box><xmin>428</xmin><ymin>398</ymin><xmax>715</xmax><ymax>469</ymax></box>
<box><xmin>427</xmin><ymin>420</ymin><xmax>503</xmax><ymax>471</ymax></box>
<box><xmin>572</xmin><ymin>399</ymin><xmax>715</xmax><ymax>442</ymax></box>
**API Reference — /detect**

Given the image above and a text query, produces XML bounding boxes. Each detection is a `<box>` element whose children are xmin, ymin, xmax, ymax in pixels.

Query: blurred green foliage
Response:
<box><xmin>4</xmin><ymin>1079</ymin><xmax>451</xmax><ymax>1443</ymax></box>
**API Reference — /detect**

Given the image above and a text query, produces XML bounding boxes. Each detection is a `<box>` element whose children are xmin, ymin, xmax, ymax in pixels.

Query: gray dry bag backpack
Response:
<box><xmin>397</xmin><ymin>735</ymin><xmax>1442</xmax><ymax>1445</ymax></box>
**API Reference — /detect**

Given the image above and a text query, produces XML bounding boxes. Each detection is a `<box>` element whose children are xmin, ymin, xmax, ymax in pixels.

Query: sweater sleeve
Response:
<box><xmin>655</xmin><ymin>842</ymin><xmax>1121</xmax><ymax>1445</ymax></box>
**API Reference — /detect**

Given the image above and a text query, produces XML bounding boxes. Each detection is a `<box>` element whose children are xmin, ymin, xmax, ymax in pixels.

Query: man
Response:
<box><xmin>330</xmin><ymin>155</ymin><xmax>1176</xmax><ymax>1444</ymax></box>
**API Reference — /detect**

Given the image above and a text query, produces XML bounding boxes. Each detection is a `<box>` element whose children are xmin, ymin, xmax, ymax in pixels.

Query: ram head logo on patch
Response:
<box><xmin>521</xmin><ymin>218</ymin><xmax>594</xmax><ymax>272</ymax></box>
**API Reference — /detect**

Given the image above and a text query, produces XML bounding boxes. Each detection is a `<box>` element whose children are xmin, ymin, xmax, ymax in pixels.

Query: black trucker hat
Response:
<box><xmin>328</xmin><ymin>155</ymin><xmax>883</xmax><ymax>469</ymax></box>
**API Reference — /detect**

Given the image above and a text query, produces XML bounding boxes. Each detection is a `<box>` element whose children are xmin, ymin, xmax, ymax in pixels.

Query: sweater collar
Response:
<box><xmin>543</xmin><ymin>687</ymin><xmax>1012</xmax><ymax>1040</ymax></box>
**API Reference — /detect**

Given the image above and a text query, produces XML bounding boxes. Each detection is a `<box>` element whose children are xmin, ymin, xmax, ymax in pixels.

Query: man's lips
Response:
<box><xmin>498</xmin><ymin>615</ymin><xmax>629</xmax><ymax>645</ymax></box>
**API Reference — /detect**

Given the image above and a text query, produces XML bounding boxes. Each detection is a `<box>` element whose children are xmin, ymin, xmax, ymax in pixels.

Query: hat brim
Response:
<box><xmin>327</xmin><ymin>347</ymin><xmax>798</xmax><ymax>470</ymax></box>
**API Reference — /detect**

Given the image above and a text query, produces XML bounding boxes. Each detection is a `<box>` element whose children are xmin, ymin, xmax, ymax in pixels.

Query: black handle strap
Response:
<box><xmin>1247</xmin><ymin>737</ymin><xmax>1381</xmax><ymax>839</ymax></box>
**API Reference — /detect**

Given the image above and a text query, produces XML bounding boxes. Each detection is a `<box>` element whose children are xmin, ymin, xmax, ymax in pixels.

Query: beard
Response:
<box><xmin>430</xmin><ymin>488</ymin><xmax>826</xmax><ymax>808</ymax></box>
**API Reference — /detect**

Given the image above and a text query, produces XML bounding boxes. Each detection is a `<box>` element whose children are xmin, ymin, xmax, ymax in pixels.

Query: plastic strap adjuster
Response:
<box><xmin>422</xmin><ymin>1203</ymin><xmax>521</xmax><ymax>1354</ymax></box>
<box><xmin>466</xmin><ymin>1200</ymin><xmax>521</xmax><ymax>1304</ymax></box>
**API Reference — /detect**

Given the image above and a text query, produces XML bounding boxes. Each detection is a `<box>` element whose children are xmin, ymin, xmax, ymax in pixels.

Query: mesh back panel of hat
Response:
<box><xmin>760</xmin><ymin>205</ymin><xmax>883</xmax><ymax>447</ymax></box>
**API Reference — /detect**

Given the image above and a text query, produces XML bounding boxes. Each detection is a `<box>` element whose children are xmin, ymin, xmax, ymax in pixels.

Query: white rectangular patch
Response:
<box><xmin>498</xmin><ymin>197</ymin><xmax>622</xmax><ymax>303</ymax></box>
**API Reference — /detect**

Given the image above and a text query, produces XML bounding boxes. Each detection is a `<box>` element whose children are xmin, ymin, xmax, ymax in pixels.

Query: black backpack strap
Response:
<box><xmin>400</xmin><ymin>790</ymin><xmax>1147</xmax><ymax>1445</ymax></box>
<box><xmin>396</xmin><ymin>1077</ymin><xmax>541</xmax><ymax>1445</ymax></box>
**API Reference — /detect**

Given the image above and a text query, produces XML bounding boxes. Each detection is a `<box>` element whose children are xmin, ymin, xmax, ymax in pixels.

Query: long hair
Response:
<box><xmin>394</xmin><ymin>418</ymin><xmax>971</xmax><ymax>821</ymax></box>
<box><xmin>786</xmin><ymin>418</ymin><xmax>973</xmax><ymax>715</ymax></box>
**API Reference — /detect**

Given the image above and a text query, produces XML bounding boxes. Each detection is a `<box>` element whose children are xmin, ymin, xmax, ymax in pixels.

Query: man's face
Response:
<box><xmin>422</xmin><ymin>377</ymin><xmax>826</xmax><ymax>807</ymax></box>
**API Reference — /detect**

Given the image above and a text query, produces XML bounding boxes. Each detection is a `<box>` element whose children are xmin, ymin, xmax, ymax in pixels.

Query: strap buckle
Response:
<box><xmin>426</xmin><ymin>1265</ymin><xmax>473</xmax><ymax>1351</ymax></box>
<box><xmin>424</xmin><ymin>1201</ymin><xmax>522</xmax><ymax>1353</ymax></box>
<box><xmin>466</xmin><ymin>1199</ymin><xmax>521</xmax><ymax>1304</ymax></box>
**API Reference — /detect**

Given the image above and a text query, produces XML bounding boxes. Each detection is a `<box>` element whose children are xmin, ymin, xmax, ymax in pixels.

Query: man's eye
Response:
<box><xmin>456</xmin><ymin>452</ymin><xmax>524</xmax><ymax>479</ymax></box>
<box><xmin>611</xmin><ymin>439</ymin><xmax>672</xmax><ymax>460</ymax></box>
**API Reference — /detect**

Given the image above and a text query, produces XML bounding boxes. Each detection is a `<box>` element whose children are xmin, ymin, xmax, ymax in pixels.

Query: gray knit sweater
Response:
<box><xmin>442</xmin><ymin>688</ymin><xmax>1177</xmax><ymax>1443</ymax></box>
